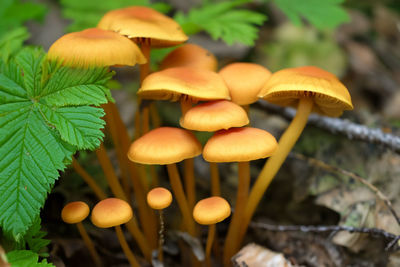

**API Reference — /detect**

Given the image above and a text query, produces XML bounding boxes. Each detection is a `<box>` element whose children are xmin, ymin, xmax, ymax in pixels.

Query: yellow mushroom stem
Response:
<box><xmin>180</xmin><ymin>98</ymin><xmax>193</xmax><ymax>116</ymax></box>
<box><xmin>205</xmin><ymin>224</ymin><xmax>216</xmax><ymax>267</ymax></box>
<box><xmin>71</xmin><ymin>157</ymin><xmax>107</xmax><ymax>200</ymax></box>
<box><xmin>114</xmin><ymin>225</ymin><xmax>140</xmax><ymax>267</ymax></box>
<box><xmin>95</xmin><ymin>144</ymin><xmax>153</xmax><ymax>260</ymax></box>
<box><xmin>236</xmin><ymin>97</ymin><xmax>314</xmax><ymax>251</ymax></box>
<box><xmin>166</xmin><ymin>164</ymin><xmax>196</xmax><ymax>236</ymax></box>
<box><xmin>210</xmin><ymin>163</ymin><xmax>221</xmax><ymax>196</ymax></box>
<box><xmin>223</xmin><ymin>161</ymin><xmax>250</xmax><ymax>266</ymax></box>
<box><xmin>184</xmin><ymin>158</ymin><xmax>196</xmax><ymax>210</ymax></box>
<box><xmin>140</xmin><ymin>42</ymin><xmax>151</xmax><ymax>83</ymax></box>
<box><xmin>76</xmin><ymin>222</ymin><xmax>102</xmax><ymax>267</ymax></box>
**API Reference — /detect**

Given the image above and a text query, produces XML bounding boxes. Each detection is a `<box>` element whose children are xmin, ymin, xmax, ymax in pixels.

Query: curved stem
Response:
<box><xmin>184</xmin><ymin>158</ymin><xmax>196</xmax><ymax>211</ymax></box>
<box><xmin>166</xmin><ymin>164</ymin><xmax>196</xmax><ymax>236</ymax></box>
<box><xmin>210</xmin><ymin>163</ymin><xmax>221</xmax><ymax>196</ymax></box>
<box><xmin>223</xmin><ymin>162</ymin><xmax>250</xmax><ymax>266</ymax></box>
<box><xmin>72</xmin><ymin>157</ymin><xmax>107</xmax><ymax>200</ymax></box>
<box><xmin>76</xmin><ymin>222</ymin><xmax>102</xmax><ymax>267</ymax></box>
<box><xmin>205</xmin><ymin>224</ymin><xmax>216</xmax><ymax>267</ymax></box>
<box><xmin>115</xmin><ymin>225</ymin><xmax>140</xmax><ymax>267</ymax></box>
<box><xmin>237</xmin><ymin>98</ymin><xmax>313</xmax><ymax>251</ymax></box>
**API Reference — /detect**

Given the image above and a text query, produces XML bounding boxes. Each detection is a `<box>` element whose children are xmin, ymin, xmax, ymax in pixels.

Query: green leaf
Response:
<box><xmin>6</xmin><ymin>250</ymin><xmax>54</xmax><ymax>267</ymax></box>
<box><xmin>273</xmin><ymin>0</ymin><xmax>350</xmax><ymax>29</ymax></box>
<box><xmin>0</xmin><ymin>47</ymin><xmax>112</xmax><ymax>239</ymax></box>
<box><xmin>0</xmin><ymin>27</ymin><xmax>30</xmax><ymax>61</ymax></box>
<box><xmin>60</xmin><ymin>0</ymin><xmax>171</xmax><ymax>32</ymax></box>
<box><xmin>24</xmin><ymin>217</ymin><xmax>51</xmax><ymax>256</ymax></box>
<box><xmin>175</xmin><ymin>0</ymin><xmax>266</xmax><ymax>46</ymax></box>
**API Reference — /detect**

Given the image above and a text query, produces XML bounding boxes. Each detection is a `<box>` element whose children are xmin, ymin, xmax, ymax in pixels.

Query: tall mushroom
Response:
<box><xmin>203</xmin><ymin>127</ymin><xmax>278</xmax><ymax>266</ymax></box>
<box><xmin>237</xmin><ymin>66</ymin><xmax>353</xmax><ymax>252</ymax></box>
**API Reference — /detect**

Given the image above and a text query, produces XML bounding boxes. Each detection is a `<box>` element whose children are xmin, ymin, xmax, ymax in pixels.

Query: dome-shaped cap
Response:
<box><xmin>180</xmin><ymin>100</ymin><xmax>249</xmax><ymax>132</ymax></box>
<box><xmin>160</xmin><ymin>44</ymin><xmax>218</xmax><ymax>71</ymax></box>
<box><xmin>219</xmin><ymin>63</ymin><xmax>271</xmax><ymax>105</ymax></box>
<box><xmin>47</xmin><ymin>28</ymin><xmax>146</xmax><ymax>67</ymax></box>
<box><xmin>203</xmin><ymin>127</ymin><xmax>278</xmax><ymax>162</ymax></box>
<box><xmin>97</xmin><ymin>6</ymin><xmax>188</xmax><ymax>48</ymax></box>
<box><xmin>128</xmin><ymin>127</ymin><xmax>202</xmax><ymax>165</ymax></box>
<box><xmin>91</xmin><ymin>198</ymin><xmax>133</xmax><ymax>228</ymax></box>
<box><xmin>61</xmin><ymin>201</ymin><xmax>90</xmax><ymax>224</ymax></box>
<box><xmin>258</xmin><ymin>66</ymin><xmax>353</xmax><ymax>117</ymax></box>
<box><xmin>193</xmin><ymin>197</ymin><xmax>231</xmax><ymax>225</ymax></box>
<box><xmin>147</xmin><ymin>187</ymin><xmax>173</xmax><ymax>210</ymax></box>
<box><xmin>138</xmin><ymin>67</ymin><xmax>230</xmax><ymax>102</ymax></box>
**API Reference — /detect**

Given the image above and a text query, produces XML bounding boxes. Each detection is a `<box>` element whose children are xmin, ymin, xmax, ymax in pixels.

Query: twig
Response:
<box><xmin>250</xmin><ymin>222</ymin><xmax>400</xmax><ymax>251</ymax></box>
<box><xmin>254</xmin><ymin>101</ymin><xmax>400</xmax><ymax>153</ymax></box>
<box><xmin>290</xmin><ymin>152</ymin><xmax>400</xmax><ymax>227</ymax></box>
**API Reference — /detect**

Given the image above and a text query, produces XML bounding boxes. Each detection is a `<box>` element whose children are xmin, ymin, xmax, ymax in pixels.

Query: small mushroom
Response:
<box><xmin>193</xmin><ymin>197</ymin><xmax>231</xmax><ymax>267</ymax></box>
<box><xmin>61</xmin><ymin>201</ymin><xmax>102</xmax><ymax>267</ymax></box>
<box><xmin>91</xmin><ymin>198</ymin><xmax>140</xmax><ymax>267</ymax></box>
<box><xmin>147</xmin><ymin>187</ymin><xmax>173</xmax><ymax>262</ymax></box>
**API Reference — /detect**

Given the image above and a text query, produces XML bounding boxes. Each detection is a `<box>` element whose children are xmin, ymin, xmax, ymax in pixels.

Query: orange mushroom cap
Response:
<box><xmin>180</xmin><ymin>100</ymin><xmax>249</xmax><ymax>132</ymax></box>
<box><xmin>138</xmin><ymin>67</ymin><xmax>230</xmax><ymax>102</ymax></box>
<box><xmin>127</xmin><ymin>127</ymin><xmax>202</xmax><ymax>165</ymax></box>
<box><xmin>97</xmin><ymin>6</ymin><xmax>188</xmax><ymax>48</ymax></box>
<box><xmin>219</xmin><ymin>63</ymin><xmax>271</xmax><ymax>105</ymax></box>
<box><xmin>203</xmin><ymin>127</ymin><xmax>278</xmax><ymax>162</ymax></box>
<box><xmin>47</xmin><ymin>28</ymin><xmax>146</xmax><ymax>67</ymax></box>
<box><xmin>91</xmin><ymin>198</ymin><xmax>133</xmax><ymax>228</ymax></box>
<box><xmin>193</xmin><ymin>197</ymin><xmax>231</xmax><ymax>225</ymax></box>
<box><xmin>61</xmin><ymin>201</ymin><xmax>90</xmax><ymax>224</ymax></box>
<box><xmin>160</xmin><ymin>44</ymin><xmax>218</xmax><ymax>71</ymax></box>
<box><xmin>147</xmin><ymin>187</ymin><xmax>173</xmax><ymax>210</ymax></box>
<box><xmin>258</xmin><ymin>66</ymin><xmax>353</xmax><ymax>117</ymax></box>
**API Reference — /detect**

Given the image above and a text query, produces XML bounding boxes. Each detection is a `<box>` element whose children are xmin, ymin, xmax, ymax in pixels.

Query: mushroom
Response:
<box><xmin>237</xmin><ymin>66</ymin><xmax>353</xmax><ymax>252</ymax></box>
<box><xmin>160</xmin><ymin>44</ymin><xmax>218</xmax><ymax>71</ymax></box>
<box><xmin>219</xmin><ymin>62</ymin><xmax>271</xmax><ymax>112</ymax></box>
<box><xmin>128</xmin><ymin>127</ymin><xmax>202</xmax><ymax>237</ymax></box>
<box><xmin>47</xmin><ymin>28</ymin><xmax>146</xmax><ymax>67</ymax></box>
<box><xmin>62</xmin><ymin>201</ymin><xmax>102</xmax><ymax>267</ymax></box>
<box><xmin>193</xmin><ymin>197</ymin><xmax>231</xmax><ymax>267</ymax></box>
<box><xmin>91</xmin><ymin>198</ymin><xmax>140</xmax><ymax>267</ymax></box>
<box><xmin>202</xmin><ymin>127</ymin><xmax>278</xmax><ymax>266</ymax></box>
<box><xmin>147</xmin><ymin>187</ymin><xmax>173</xmax><ymax>262</ymax></box>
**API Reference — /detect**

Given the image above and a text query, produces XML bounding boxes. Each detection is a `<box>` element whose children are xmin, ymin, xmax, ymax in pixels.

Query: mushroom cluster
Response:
<box><xmin>50</xmin><ymin>5</ymin><xmax>353</xmax><ymax>267</ymax></box>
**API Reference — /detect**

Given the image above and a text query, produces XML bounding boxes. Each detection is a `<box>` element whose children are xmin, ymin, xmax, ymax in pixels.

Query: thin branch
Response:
<box><xmin>250</xmin><ymin>222</ymin><xmax>400</xmax><ymax>251</ymax></box>
<box><xmin>254</xmin><ymin>101</ymin><xmax>400</xmax><ymax>153</ymax></box>
<box><xmin>290</xmin><ymin>152</ymin><xmax>400</xmax><ymax>227</ymax></box>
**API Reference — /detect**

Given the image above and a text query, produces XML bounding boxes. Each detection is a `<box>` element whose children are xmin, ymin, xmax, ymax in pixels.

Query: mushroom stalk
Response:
<box><xmin>166</xmin><ymin>164</ymin><xmax>196</xmax><ymax>235</ymax></box>
<box><xmin>140</xmin><ymin>43</ymin><xmax>151</xmax><ymax>83</ymax></box>
<box><xmin>71</xmin><ymin>157</ymin><xmax>107</xmax><ymax>200</ymax></box>
<box><xmin>237</xmin><ymin>97</ymin><xmax>313</xmax><ymax>251</ymax></box>
<box><xmin>76</xmin><ymin>222</ymin><xmax>102</xmax><ymax>267</ymax></box>
<box><xmin>115</xmin><ymin>225</ymin><xmax>140</xmax><ymax>267</ymax></box>
<box><xmin>223</xmin><ymin>161</ymin><xmax>250</xmax><ymax>266</ymax></box>
<box><xmin>158</xmin><ymin>210</ymin><xmax>165</xmax><ymax>262</ymax></box>
<box><xmin>210</xmin><ymin>163</ymin><xmax>221</xmax><ymax>196</ymax></box>
<box><xmin>205</xmin><ymin>224</ymin><xmax>216</xmax><ymax>267</ymax></box>
<box><xmin>184</xmin><ymin>158</ymin><xmax>196</xmax><ymax>210</ymax></box>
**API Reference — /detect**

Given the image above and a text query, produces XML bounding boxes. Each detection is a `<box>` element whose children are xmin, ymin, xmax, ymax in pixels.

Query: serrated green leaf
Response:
<box><xmin>24</xmin><ymin>217</ymin><xmax>51</xmax><ymax>255</ymax></box>
<box><xmin>175</xmin><ymin>0</ymin><xmax>266</xmax><ymax>46</ymax></box>
<box><xmin>6</xmin><ymin>250</ymin><xmax>54</xmax><ymax>267</ymax></box>
<box><xmin>41</xmin><ymin>105</ymin><xmax>105</xmax><ymax>150</ymax></box>
<box><xmin>273</xmin><ymin>0</ymin><xmax>350</xmax><ymax>29</ymax></box>
<box><xmin>0</xmin><ymin>27</ymin><xmax>30</xmax><ymax>61</ymax></box>
<box><xmin>60</xmin><ymin>0</ymin><xmax>171</xmax><ymax>32</ymax></box>
<box><xmin>0</xmin><ymin>47</ymin><xmax>112</xmax><ymax>238</ymax></box>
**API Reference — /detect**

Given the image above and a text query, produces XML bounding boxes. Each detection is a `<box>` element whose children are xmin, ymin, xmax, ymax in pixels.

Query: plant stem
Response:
<box><xmin>158</xmin><ymin>210</ymin><xmax>165</xmax><ymax>263</ymax></box>
<box><xmin>205</xmin><ymin>224</ymin><xmax>216</xmax><ymax>267</ymax></box>
<box><xmin>76</xmin><ymin>222</ymin><xmax>102</xmax><ymax>267</ymax></box>
<box><xmin>223</xmin><ymin>161</ymin><xmax>250</xmax><ymax>266</ymax></box>
<box><xmin>184</xmin><ymin>158</ymin><xmax>196</xmax><ymax>210</ymax></box>
<box><xmin>71</xmin><ymin>157</ymin><xmax>107</xmax><ymax>200</ymax></box>
<box><xmin>115</xmin><ymin>225</ymin><xmax>140</xmax><ymax>267</ymax></box>
<box><xmin>210</xmin><ymin>163</ymin><xmax>220</xmax><ymax>196</ymax></box>
<box><xmin>166</xmin><ymin>164</ymin><xmax>196</xmax><ymax>235</ymax></box>
<box><xmin>236</xmin><ymin>98</ymin><xmax>313</xmax><ymax>251</ymax></box>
